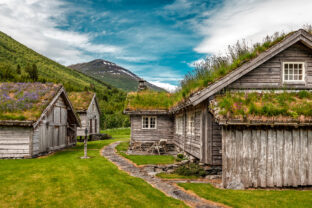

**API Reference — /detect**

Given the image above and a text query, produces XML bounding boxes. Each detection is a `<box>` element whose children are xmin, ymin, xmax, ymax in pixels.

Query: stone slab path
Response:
<box><xmin>101</xmin><ymin>141</ymin><xmax>225</xmax><ymax>208</ymax></box>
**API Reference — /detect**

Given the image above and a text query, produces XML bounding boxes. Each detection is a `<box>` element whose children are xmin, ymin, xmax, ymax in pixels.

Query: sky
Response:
<box><xmin>1</xmin><ymin>0</ymin><xmax>312</xmax><ymax>91</ymax></box>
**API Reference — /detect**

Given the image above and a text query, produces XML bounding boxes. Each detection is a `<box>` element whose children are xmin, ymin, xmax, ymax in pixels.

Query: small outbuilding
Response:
<box><xmin>0</xmin><ymin>83</ymin><xmax>80</xmax><ymax>158</ymax></box>
<box><xmin>68</xmin><ymin>92</ymin><xmax>100</xmax><ymax>137</ymax></box>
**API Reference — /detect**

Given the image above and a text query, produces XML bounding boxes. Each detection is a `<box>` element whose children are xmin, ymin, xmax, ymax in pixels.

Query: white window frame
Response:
<box><xmin>187</xmin><ymin>112</ymin><xmax>195</xmax><ymax>136</ymax></box>
<box><xmin>175</xmin><ymin>115</ymin><xmax>183</xmax><ymax>135</ymax></box>
<box><xmin>142</xmin><ymin>116</ymin><xmax>157</xmax><ymax>129</ymax></box>
<box><xmin>282</xmin><ymin>62</ymin><xmax>305</xmax><ymax>83</ymax></box>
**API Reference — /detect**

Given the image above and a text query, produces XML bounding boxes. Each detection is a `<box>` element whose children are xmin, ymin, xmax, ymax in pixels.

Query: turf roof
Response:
<box><xmin>68</xmin><ymin>91</ymin><xmax>95</xmax><ymax>112</ymax></box>
<box><xmin>210</xmin><ymin>91</ymin><xmax>312</xmax><ymax>123</ymax></box>
<box><xmin>125</xmin><ymin>91</ymin><xmax>175</xmax><ymax>111</ymax></box>
<box><xmin>0</xmin><ymin>82</ymin><xmax>62</xmax><ymax>121</ymax></box>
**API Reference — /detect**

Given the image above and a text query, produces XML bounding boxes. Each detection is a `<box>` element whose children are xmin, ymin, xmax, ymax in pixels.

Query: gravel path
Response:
<box><xmin>101</xmin><ymin>141</ymin><xmax>225</xmax><ymax>208</ymax></box>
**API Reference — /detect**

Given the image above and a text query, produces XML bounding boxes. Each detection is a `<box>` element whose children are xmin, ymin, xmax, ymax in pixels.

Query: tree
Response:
<box><xmin>25</xmin><ymin>63</ymin><xmax>38</xmax><ymax>81</ymax></box>
<box><xmin>0</xmin><ymin>62</ymin><xmax>14</xmax><ymax>80</ymax></box>
<box><xmin>16</xmin><ymin>64</ymin><xmax>21</xmax><ymax>74</ymax></box>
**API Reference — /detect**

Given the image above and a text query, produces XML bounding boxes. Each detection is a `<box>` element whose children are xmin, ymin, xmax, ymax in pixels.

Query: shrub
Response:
<box><xmin>174</xmin><ymin>163</ymin><xmax>206</xmax><ymax>177</ymax></box>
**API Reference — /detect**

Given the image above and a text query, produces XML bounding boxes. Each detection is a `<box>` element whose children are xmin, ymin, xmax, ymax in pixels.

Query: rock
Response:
<box><xmin>147</xmin><ymin>172</ymin><xmax>157</xmax><ymax>177</ymax></box>
<box><xmin>167</xmin><ymin>169</ymin><xmax>175</xmax><ymax>174</ymax></box>
<box><xmin>226</xmin><ymin>180</ymin><xmax>245</xmax><ymax>190</ymax></box>
<box><xmin>205</xmin><ymin>175</ymin><xmax>221</xmax><ymax>180</ymax></box>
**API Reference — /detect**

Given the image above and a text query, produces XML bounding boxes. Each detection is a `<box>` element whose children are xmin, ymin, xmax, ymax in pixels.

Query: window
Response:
<box><xmin>142</xmin><ymin>116</ymin><xmax>157</xmax><ymax>129</ymax></box>
<box><xmin>283</xmin><ymin>62</ymin><xmax>305</xmax><ymax>82</ymax></box>
<box><xmin>89</xmin><ymin>119</ymin><xmax>93</xmax><ymax>133</ymax></box>
<box><xmin>175</xmin><ymin>115</ymin><xmax>183</xmax><ymax>135</ymax></box>
<box><xmin>187</xmin><ymin>112</ymin><xmax>195</xmax><ymax>135</ymax></box>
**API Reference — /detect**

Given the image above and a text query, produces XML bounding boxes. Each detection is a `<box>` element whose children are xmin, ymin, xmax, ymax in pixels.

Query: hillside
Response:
<box><xmin>68</xmin><ymin>59</ymin><xmax>164</xmax><ymax>92</ymax></box>
<box><xmin>0</xmin><ymin>31</ymin><xmax>129</xmax><ymax>129</ymax></box>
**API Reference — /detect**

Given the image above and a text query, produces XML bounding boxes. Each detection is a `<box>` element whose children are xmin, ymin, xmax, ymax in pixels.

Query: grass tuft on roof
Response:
<box><xmin>68</xmin><ymin>91</ymin><xmax>94</xmax><ymax>112</ymax></box>
<box><xmin>211</xmin><ymin>91</ymin><xmax>312</xmax><ymax>120</ymax></box>
<box><xmin>0</xmin><ymin>82</ymin><xmax>61</xmax><ymax>121</ymax></box>
<box><xmin>125</xmin><ymin>90</ymin><xmax>176</xmax><ymax>111</ymax></box>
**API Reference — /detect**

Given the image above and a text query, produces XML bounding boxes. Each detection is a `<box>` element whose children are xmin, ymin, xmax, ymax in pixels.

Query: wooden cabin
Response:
<box><xmin>0</xmin><ymin>83</ymin><xmax>80</xmax><ymax>158</ymax></box>
<box><xmin>125</xmin><ymin>29</ymin><xmax>312</xmax><ymax>189</ymax></box>
<box><xmin>68</xmin><ymin>92</ymin><xmax>100</xmax><ymax>137</ymax></box>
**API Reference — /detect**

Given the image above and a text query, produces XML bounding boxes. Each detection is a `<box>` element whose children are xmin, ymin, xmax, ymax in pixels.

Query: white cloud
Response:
<box><xmin>150</xmin><ymin>81</ymin><xmax>178</xmax><ymax>92</ymax></box>
<box><xmin>0</xmin><ymin>0</ymin><xmax>122</xmax><ymax>65</ymax></box>
<box><xmin>194</xmin><ymin>0</ymin><xmax>312</xmax><ymax>55</ymax></box>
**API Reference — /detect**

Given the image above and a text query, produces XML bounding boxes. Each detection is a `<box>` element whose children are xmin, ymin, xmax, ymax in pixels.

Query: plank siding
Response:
<box><xmin>0</xmin><ymin>127</ymin><xmax>31</xmax><ymax>158</ymax></box>
<box><xmin>172</xmin><ymin>104</ymin><xmax>222</xmax><ymax>164</ymax></box>
<box><xmin>229</xmin><ymin>42</ymin><xmax>312</xmax><ymax>89</ymax></box>
<box><xmin>77</xmin><ymin>96</ymin><xmax>100</xmax><ymax>136</ymax></box>
<box><xmin>131</xmin><ymin>115</ymin><xmax>173</xmax><ymax>142</ymax></box>
<box><xmin>222</xmin><ymin>126</ymin><xmax>312</xmax><ymax>188</ymax></box>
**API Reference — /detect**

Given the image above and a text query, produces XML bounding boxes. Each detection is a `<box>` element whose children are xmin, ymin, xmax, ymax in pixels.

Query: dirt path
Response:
<box><xmin>101</xmin><ymin>141</ymin><xmax>225</xmax><ymax>208</ymax></box>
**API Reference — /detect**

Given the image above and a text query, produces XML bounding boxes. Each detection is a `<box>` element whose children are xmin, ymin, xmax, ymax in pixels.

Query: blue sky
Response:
<box><xmin>1</xmin><ymin>0</ymin><xmax>312</xmax><ymax>91</ymax></box>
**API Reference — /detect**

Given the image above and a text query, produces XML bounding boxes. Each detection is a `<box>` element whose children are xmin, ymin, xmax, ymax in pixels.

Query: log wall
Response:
<box><xmin>229</xmin><ymin>42</ymin><xmax>312</xmax><ymax>89</ymax></box>
<box><xmin>222</xmin><ymin>126</ymin><xmax>312</xmax><ymax>188</ymax></box>
<box><xmin>130</xmin><ymin>115</ymin><xmax>173</xmax><ymax>142</ymax></box>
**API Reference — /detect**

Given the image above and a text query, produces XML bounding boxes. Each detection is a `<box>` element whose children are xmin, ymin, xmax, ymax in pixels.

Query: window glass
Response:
<box><xmin>142</xmin><ymin>116</ymin><xmax>149</xmax><ymax>129</ymax></box>
<box><xmin>283</xmin><ymin>62</ymin><xmax>304</xmax><ymax>82</ymax></box>
<box><xmin>150</xmin><ymin>117</ymin><xmax>156</xmax><ymax>129</ymax></box>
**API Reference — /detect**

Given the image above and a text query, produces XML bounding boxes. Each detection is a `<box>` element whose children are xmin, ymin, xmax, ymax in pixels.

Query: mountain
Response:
<box><xmin>68</xmin><ymin>59</ymin><xmax>165</xmax><ymax>92</ymax></box>
<box><xmin>0</xmin><ymin>31</ymin><xmax>128</xmax><ymax>129</ymax></box>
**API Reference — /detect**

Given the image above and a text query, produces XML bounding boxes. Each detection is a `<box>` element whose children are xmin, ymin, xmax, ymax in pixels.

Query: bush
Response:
<box><xmin>174</xmin><ymin>163</ymin><xmax>206</xmax><ymax>177</ymax></box>
<box><xmin>175</xmin><ymin>153</ymin><xmax>186</xmax><ymax>162</ymax></box>
<box><xmin>90</xmin><ymin>133</ymin><xmax>112</xmax><ymax>141</ymax></box>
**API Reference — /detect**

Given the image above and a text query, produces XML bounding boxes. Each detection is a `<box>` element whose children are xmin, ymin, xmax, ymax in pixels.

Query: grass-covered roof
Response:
<box><xmin>0</xmin><ymin>82</ymin><xmax>61</xmax><ymax>121</ymax></box>
<box><xmin>210</xmin><ymin>91</ymin><xmax>312</xmax><ymax>123</ymax></box>
<box><xmin>68</xmin><ymin>91</ymin><xmax>95</xmax><ymax>112</ymax></box>
<box><xmin>125</xmin><ymin>29</ymin><xmax>312</xmax><ymax>111</ymax></box>
<box><xmin>125</xmin><ymin>91</ymin><xmax>176</xmax><ymax>111</ymax></box>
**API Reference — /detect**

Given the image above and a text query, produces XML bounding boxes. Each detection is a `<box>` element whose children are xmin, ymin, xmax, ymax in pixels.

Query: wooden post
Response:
<box><xmin>81</xmin><ymin>128</ymin><xmax>89</xmax><ymax>159</ymax></box>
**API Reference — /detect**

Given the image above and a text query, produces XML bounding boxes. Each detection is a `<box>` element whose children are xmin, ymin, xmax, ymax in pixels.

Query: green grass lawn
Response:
<box><xmin>102</xmin><ymin>128</ymin><xmax>130</xmax><ymax>139</ymax></box>
<box><xmin>0</xmin><ymin>139</ymin><xmax>186</xmax><ymax>208</ymax></box>
<box><xmin>156</xmin><ymin>173</ymin><xmax>200</xmax><ymax>180</ymax></box>
<box><xmin>179</xmin><ymin>183</ymin><xmax>312</xmax><ymax>208</ymax></box>
<box><xmin>116</xmin><ymin>141</ymin><xmax>175</xmax><ymax>165</ymax></box>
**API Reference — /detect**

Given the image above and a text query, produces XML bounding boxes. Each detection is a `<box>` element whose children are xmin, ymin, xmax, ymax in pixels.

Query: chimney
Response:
<box><xmin>138</xmin><ymin>79</ymin><xmax>147</xmax><ymax>91</ymax></box>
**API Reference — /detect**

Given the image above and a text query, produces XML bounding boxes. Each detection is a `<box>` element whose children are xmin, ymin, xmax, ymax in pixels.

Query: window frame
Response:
<box><xmin>175</xmin><ymin>115</ymin><xmax>183</xmax><ymax>135</ymax></box>
<box><xmin>282</xmin><ymin>62</ymin><xmax>305</xmax><ymax>83</ymax></box>
<box><xmin>142</xmin><ymin>116</ymin><xmax>157</xmax><ymax>129</ymax></box>
<box><xmin>187</xmin><ymin>112</ymin><xmax>195</xmax><ymax>136</ymax></box>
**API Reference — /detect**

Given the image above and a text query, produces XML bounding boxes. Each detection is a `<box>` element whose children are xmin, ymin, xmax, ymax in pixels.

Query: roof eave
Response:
<box><xmin>0</xmin><ymin>120</ymin><xmax>34</xmax><ymax>127</ymax></box>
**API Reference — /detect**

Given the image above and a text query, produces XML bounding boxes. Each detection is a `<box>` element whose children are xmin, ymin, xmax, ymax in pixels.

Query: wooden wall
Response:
<box><xmin>0</xmin><ymin>127</ymin><xmax>31</xmax><ymax>158</ymax></box>
<box><xmin>130</xmin><ymin>115</ymin><xmax>173</xmax><ymax>142</ymax></box>
<box><xmin>229</xmin><ymin>42</ymin><xmax>312</xmax><ymax>89</ymax></box>
<box><xmin>222</xmin><ymin>126</ymin><xmax>312</xmax><ymax>188</ymax></box>
<box><xmin>33</xmin><ymin>95</ymin><xmax>70</xmax><ymax>155</ymax></box>
<box><xmin>173</xmin><ymin>105</ymin><xmax>222</xmax><ymax>165</ymax></box>
<box><xmin>77</xmin><ymin>96</ymin><xmax>100</xmax><ymax>136</ymax></box>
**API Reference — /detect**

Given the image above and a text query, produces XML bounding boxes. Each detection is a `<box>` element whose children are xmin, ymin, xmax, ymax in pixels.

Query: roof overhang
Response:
<box><xmin>123</xmin><ymin>110</ymin><xmax>169</xmax><ymax>115</ymax></box>
<box><xmin>189</xmin><ymin>29</ymin><xmax>312</xmax><ymax>106</ymax></box>
<box><xmin>0</xmin><ymin>120</ymin><xmax>34</xmax><ymax>127</ymax></box>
